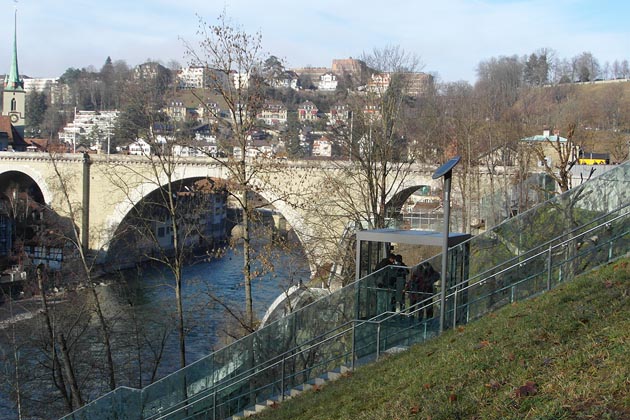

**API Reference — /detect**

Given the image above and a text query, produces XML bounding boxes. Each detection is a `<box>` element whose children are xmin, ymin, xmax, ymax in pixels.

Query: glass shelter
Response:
<box><xmin>355</xmin><ymin>229</ymin><xmax>471</xmax><ymax>280</ymax></box>
<box><xmin>355</xmin><ymin>229</ymin><xmax>471</xmax><ymax>324</ymax></box>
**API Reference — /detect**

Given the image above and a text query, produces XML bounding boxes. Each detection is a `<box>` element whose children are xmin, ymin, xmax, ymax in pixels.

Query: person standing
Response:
<box><xmin>372</xmin><ymin>253</ymin><xmax>396</xmax><ymax>314</ymax></box>
<box><xmin>393</xmin><ymin>255</ymin><xmax>407</xmax><ymax>311</ymax></box>
<box><xmin>375</xmin><ymin>253</ymin><xmax>396</xmax><ymax>271</ymax></box>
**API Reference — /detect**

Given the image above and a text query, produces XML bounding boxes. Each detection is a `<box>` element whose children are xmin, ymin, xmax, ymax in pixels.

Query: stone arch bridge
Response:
<box><xmin>0</xmin><ymin>152</ymin><xmax>478</xmax><ymax>274</ymax></box>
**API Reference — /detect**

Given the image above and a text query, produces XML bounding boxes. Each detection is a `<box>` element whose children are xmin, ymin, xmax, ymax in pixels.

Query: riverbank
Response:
<box><xmin>0</xmin><ymin>287</ymin><xmax>77</xmax><ymax>327</ymax></box>
<box><xmin>0</xmin><ymin>239</ymin><xmax>232</xmax><ymax>317</ymax></box>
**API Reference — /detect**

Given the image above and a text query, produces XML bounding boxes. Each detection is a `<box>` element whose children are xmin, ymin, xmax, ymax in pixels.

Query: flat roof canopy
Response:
<box><xmin>356</xmin><ymin>229</ymin><xmax>471</xmax><ymax>248</ymax></box>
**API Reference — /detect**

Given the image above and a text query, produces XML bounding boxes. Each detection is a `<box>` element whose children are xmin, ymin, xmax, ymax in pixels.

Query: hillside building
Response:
<box><xmin>318</xmin><ymin>72</ymin><xmax>338</xmax><ymax>91</ymax></box>
<box><xmin>257</xmin><ymin>101</ymin><xmax>288</xmax><ymax>126</ymax></box>
<box><xmin>298</xmin><ymin>101</ymin><xmax>319</xmax><ymax>121</ymax></box>
<box><xmin>58</xmin><ymin>110</ymin><xmax>119</xmax><ymax>152</ymax></box>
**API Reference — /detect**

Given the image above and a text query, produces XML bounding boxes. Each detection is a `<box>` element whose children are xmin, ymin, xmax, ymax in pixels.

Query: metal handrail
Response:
<box><xmin>458</xmin><ymin>202</ymin><xmax>630</xmax><ymax>289</ymax></box>
<box><xmin>143</xmin><ymin>322</ymin><xmax>355</xmax><ymax>419</ymax></box>
<box><xmin>151</xmin><ymin>296</ymin><xmax>442</xmax><ymax>419</ymax></box>
<box><xmin>145</xmin><ymin>203</ymin><xmax>630</xmax><ymax>418</ymax></box>
<box><xmin>369</xmin><ymin>210</ymin><xmax>630</xmax><ymax>343</ymax></box>
<box><xmin>153</xmin><ymin>321</ymin><xmax>358</xmax><ymax>419</ymax></box>
<box><xmin>448</xmin><ymin>206</ymin><xmax>629</xmax><ymax>295</ymax></box>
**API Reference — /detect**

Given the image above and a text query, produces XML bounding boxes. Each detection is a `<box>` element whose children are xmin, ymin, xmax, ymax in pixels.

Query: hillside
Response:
<box><xmin>253</xmin><ymin>258</ymin><xmax>630</xmax><ymax>420</ymax></box>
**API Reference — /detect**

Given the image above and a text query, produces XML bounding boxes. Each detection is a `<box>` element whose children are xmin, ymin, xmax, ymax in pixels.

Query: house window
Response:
<box><xmin>34</xmin><ymin>246</ymin><xmax>44</xmax><ymax>258</ymax></box>
<box><xmin>49</xmin><ymin>248</ymin><xmax>63</xmax><ymax>261</ymax></box>
<box><xmin>157</xmin><ymin>227</ymin><xmax>165</xmax><ymax>238</ymax></box>
<box><xmin>10</xmin><ymin>98</ymin><xmax>16</xmax><ymax>111</ymax></box>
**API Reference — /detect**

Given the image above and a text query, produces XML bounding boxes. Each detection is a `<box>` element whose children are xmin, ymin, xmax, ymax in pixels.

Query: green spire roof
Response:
<box><xmin>4</xmin><ymin>8</ymin><xmax>23</xmax><ymax>91</ymax></box>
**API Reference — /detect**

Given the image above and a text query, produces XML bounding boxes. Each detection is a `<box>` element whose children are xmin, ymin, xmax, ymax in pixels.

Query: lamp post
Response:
<box><xmin>432</xmin><ymin>155</ymin><xmax>461</xmax><ymax>333</ymax></box>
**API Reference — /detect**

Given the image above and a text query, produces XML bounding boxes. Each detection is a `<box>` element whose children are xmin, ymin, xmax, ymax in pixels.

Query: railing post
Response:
<box><xmin>212</xmin><ymin>389</ymin><xmax>216</xmax><ymax>420</ymax></box>
<box><xmin>547</xmin><ymin>244</ymin><xmax>553</xmax><ymax>291</ymax></box>
<box><xmin>466</xmin><ymin>297</ymin><xmax>470</xmax><ymax>324</ymax></box>
<box><xmin>609</xmin><ymin>238</ymin><xmax>614</xmax><ymax>262</ymax></box>
<box><xmin>351</xmin><ymin>322</ymin><xmax>356</xmax><ymax>371</ymax></box>
<box><xmin>452</xmin><ymin>288</ymin><xmax>458</xmax><ymax>330</ymax></box>
<box><xmin>280</xmin><ymin>355</ymin><xmax>286</xmax><ymax>402</ymax></box>
<box><xmin>376</xmin><ymin>323</ymin><xmax>381</xmax><ymax>361</ymax></box>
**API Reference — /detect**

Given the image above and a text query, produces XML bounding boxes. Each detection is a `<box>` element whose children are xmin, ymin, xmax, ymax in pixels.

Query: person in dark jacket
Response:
<box><xmin>406</xmin><ymin>262</ymin><xmax>438</xmax><ymax>319</ymax></box>
<box><xmin>393</xmin><ymin>254</ymin><xmax>408</xmax><ymax>311</ymax></box>
<box><xmin>374</xmin><ymin>253</ymin><xmax>396</xmax><ymax>286</ymax></box>
<box><xmin>375</xmin><ymin>253</ymin><xmax>396</xmax><ymax>271</ymax></box>
<box><xmin>372</xmin><ymin>253</ymin><xmax>396</xmax><ymax>313</ymax></box>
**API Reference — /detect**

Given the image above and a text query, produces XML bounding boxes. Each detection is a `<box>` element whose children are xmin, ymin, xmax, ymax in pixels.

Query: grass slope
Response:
<box><xmin>254</xmin><ymin>259</ymin><xmax>630</xmax><ymax>420</ymax></box>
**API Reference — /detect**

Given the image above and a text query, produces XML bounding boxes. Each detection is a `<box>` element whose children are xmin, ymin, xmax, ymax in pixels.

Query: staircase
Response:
<box><xmin>61</xmin><ymin>162</ymin><xmax>630</xmax><ymax>420</ymax></box>
<box><xmin>231</xmin><ymin>365</ymin><xmax>352</xmax><ymax>419</ymax></box>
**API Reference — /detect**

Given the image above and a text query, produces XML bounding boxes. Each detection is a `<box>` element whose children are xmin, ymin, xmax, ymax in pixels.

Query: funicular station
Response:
<box><xmin>61</xmin><ymin>160</ymin><xmax>630</xmax><ymax>420</ymax></box>
<box><xmin>355</xmin><ymin>228</ymin><xmax>470</xmax><ymax>328</ymax></box>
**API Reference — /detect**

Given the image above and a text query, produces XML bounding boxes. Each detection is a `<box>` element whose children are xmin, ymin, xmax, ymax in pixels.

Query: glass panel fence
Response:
<box><xmin>451</xmin><ymin>206</ymin><xmax>630</xmax><ymax>329</ymax></box>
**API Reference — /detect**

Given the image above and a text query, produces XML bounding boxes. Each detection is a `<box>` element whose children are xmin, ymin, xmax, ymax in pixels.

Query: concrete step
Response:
<box><xmin>243</xmin><ymin>407</ymin><xmax>257</xmax><ymax>417</ymax></box>
<box><xmin>288</xmin><ymin>383</ymin><xmax>312</xmax><ymax>397</ymax></box>
<box><xmin>307</xmin><ymin>377</ymin><xmax>326</xmax><ymax>386</ymax></box>
<box><xmin>231</xmin><ymin>365</ymin><xmax>353</xmax><ymax>419</ymax></box>
<box><xmin>384</xmin><ymin>345</ymin><xmax>409</xmax><ymax>355</ymax></box>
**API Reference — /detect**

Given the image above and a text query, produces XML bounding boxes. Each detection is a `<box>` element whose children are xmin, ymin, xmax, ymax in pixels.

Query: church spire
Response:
<box><xmin>5</xmin><ymin>6</ymin><xmax>23</xmax><ymax>91</ymax></box>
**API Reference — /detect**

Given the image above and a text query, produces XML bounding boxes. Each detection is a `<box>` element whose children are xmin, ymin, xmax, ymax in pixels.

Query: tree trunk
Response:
<box><xmin>37</xmin><ymin>267</ymin><xmax>72</xmax><ymax>411</ymax></box>
<box><xmin>175</xmin><ymin>270</ymin><xmax>187</xmax><ymax>368</ymax></box>
<box><xmin>90</xmin><ymin>287</ymin><xmax>116</xmax><ymax>390</ymax></box>
<box><xmin>169</xmin><ymin>187</ymin><xmax>187</xmax><ymax>369</ymax></box>
<box><xmin>7</xmin><ymin>296</ymin><xmax>23</xmax><ymax>420</ymax></box>
<box><xmin>57</xmin><ymin>333</ymin><xmax>83</xmax><ymax>409</ymax></box>
<box><xmin>50</xmin><ymin>154</ymin><xmax>118</xmax><ymax>391</ymax></box>
<box><xmin>241</xmin><ymin>171</ymin><xmax>254</xmax><ymax>330</ymax></box>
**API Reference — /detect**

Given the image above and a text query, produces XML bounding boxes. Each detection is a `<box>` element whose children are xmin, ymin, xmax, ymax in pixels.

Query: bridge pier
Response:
<box><xmin>272</xmin><ymin>213</ymin><xmax>288</xmax><ymax>241</ymax></box>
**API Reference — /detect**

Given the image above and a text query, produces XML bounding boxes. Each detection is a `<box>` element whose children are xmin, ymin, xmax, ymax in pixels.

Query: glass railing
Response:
<box><xmin>61</xmin><ymin>161</ymin><xmax>630</xmax><ymax>420</ymax></box>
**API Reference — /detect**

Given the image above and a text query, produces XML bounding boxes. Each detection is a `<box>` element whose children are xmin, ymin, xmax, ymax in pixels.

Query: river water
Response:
<box><xmin>0</xmin><ymin>240</ymin><xmax>310</xmax><ymax>419</ymax></box>
<box><xmin>111</xmin><ymin>242</ymin><xmax>311</xmax><ymax>367</ymax></box>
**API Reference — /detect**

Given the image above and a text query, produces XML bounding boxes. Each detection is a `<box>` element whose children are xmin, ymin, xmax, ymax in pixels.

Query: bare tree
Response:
<box><xmin>361</xmin><ymin>44</ymin><xmax>420</xmax><ymax>73</ymax></box>
<box><xmin>37</xmin><ymin>265</ymin><xmax>83</xmax><ymax>410</ymax></box>
<box><xmin>296</xmin><ymin>46</ymin><xmax>426</xmax><ymax>285</ymax></box>
<box><xmin>433</xmin><ymin>81</ymin><xmax>485</xmax><ymax>231</ymax></box>
<box><xmin>0</xmin><ymin>152</ymin><xmax>183</xmax><ymax>417</ymax></box>
<box><xmin>350</xmin><ymin>46</ymin><xmax>423</xmax><ymax>228</ymax></box>
<box><xmin>104</xmin><ymin>77</ymin><xmax>210</xmax><ymax>369</ymax></box>
<box><xmin>530</xmin><ymin>124</ymin><xmax>578</xmax><ymax>193</ymax></box>
<box><xmin>182</xmin><ymin>13</ymin><xmax>295</xmax><ymax>331</ymax></box>
<box><xmin>572</xmin><ymin>51</ymin><xmax>601</xmax><ymax>82</ymax></box>
<box><xmin>475</xmin><ymin>55</ymin><xmax>524</xmax><ymax>121</ymax></box>
<box><xmin>0</xmin><ymin>291</ymin><xmax>25</xmax><ymax>419</ymax></box>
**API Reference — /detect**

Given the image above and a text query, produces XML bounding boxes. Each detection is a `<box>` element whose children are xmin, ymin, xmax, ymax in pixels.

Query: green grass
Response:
<box><xmin>254</xmin><ymin>258</ymin><xmax>630</xmax><ymax>420</ymax></box>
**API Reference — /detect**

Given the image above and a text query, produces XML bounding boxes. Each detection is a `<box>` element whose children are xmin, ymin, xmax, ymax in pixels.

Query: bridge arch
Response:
<box><xmin>386</xmin><ymin>178</ymin><xmax>442</xmax><ymax>219</ymax></box>
<box><xmin>0</xmin><ymin>165</ymin><xmax>53</xmax><ymax>205</ymax></box>
<box><xmin>102</xmin><ymin>165</ymin><xmax>316</xmax><ymax>275</ymax></box>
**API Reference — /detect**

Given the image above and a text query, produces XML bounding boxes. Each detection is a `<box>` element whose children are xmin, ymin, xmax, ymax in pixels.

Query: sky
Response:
<box><xmin>1</xmin><ymin>0</ymin><xmax>629</xmax><ymax>83</ymax></box>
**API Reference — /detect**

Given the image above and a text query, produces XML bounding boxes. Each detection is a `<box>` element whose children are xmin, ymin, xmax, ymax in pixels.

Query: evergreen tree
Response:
<box><xmin>25</xmin><ymin>91</ymin><xmax>48</xmax><ymax>136</ymax></box>
<box><xmin>100</xmin><ymin>56</ymin><xmax>116</xmax><ymax>109</ymax></box>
